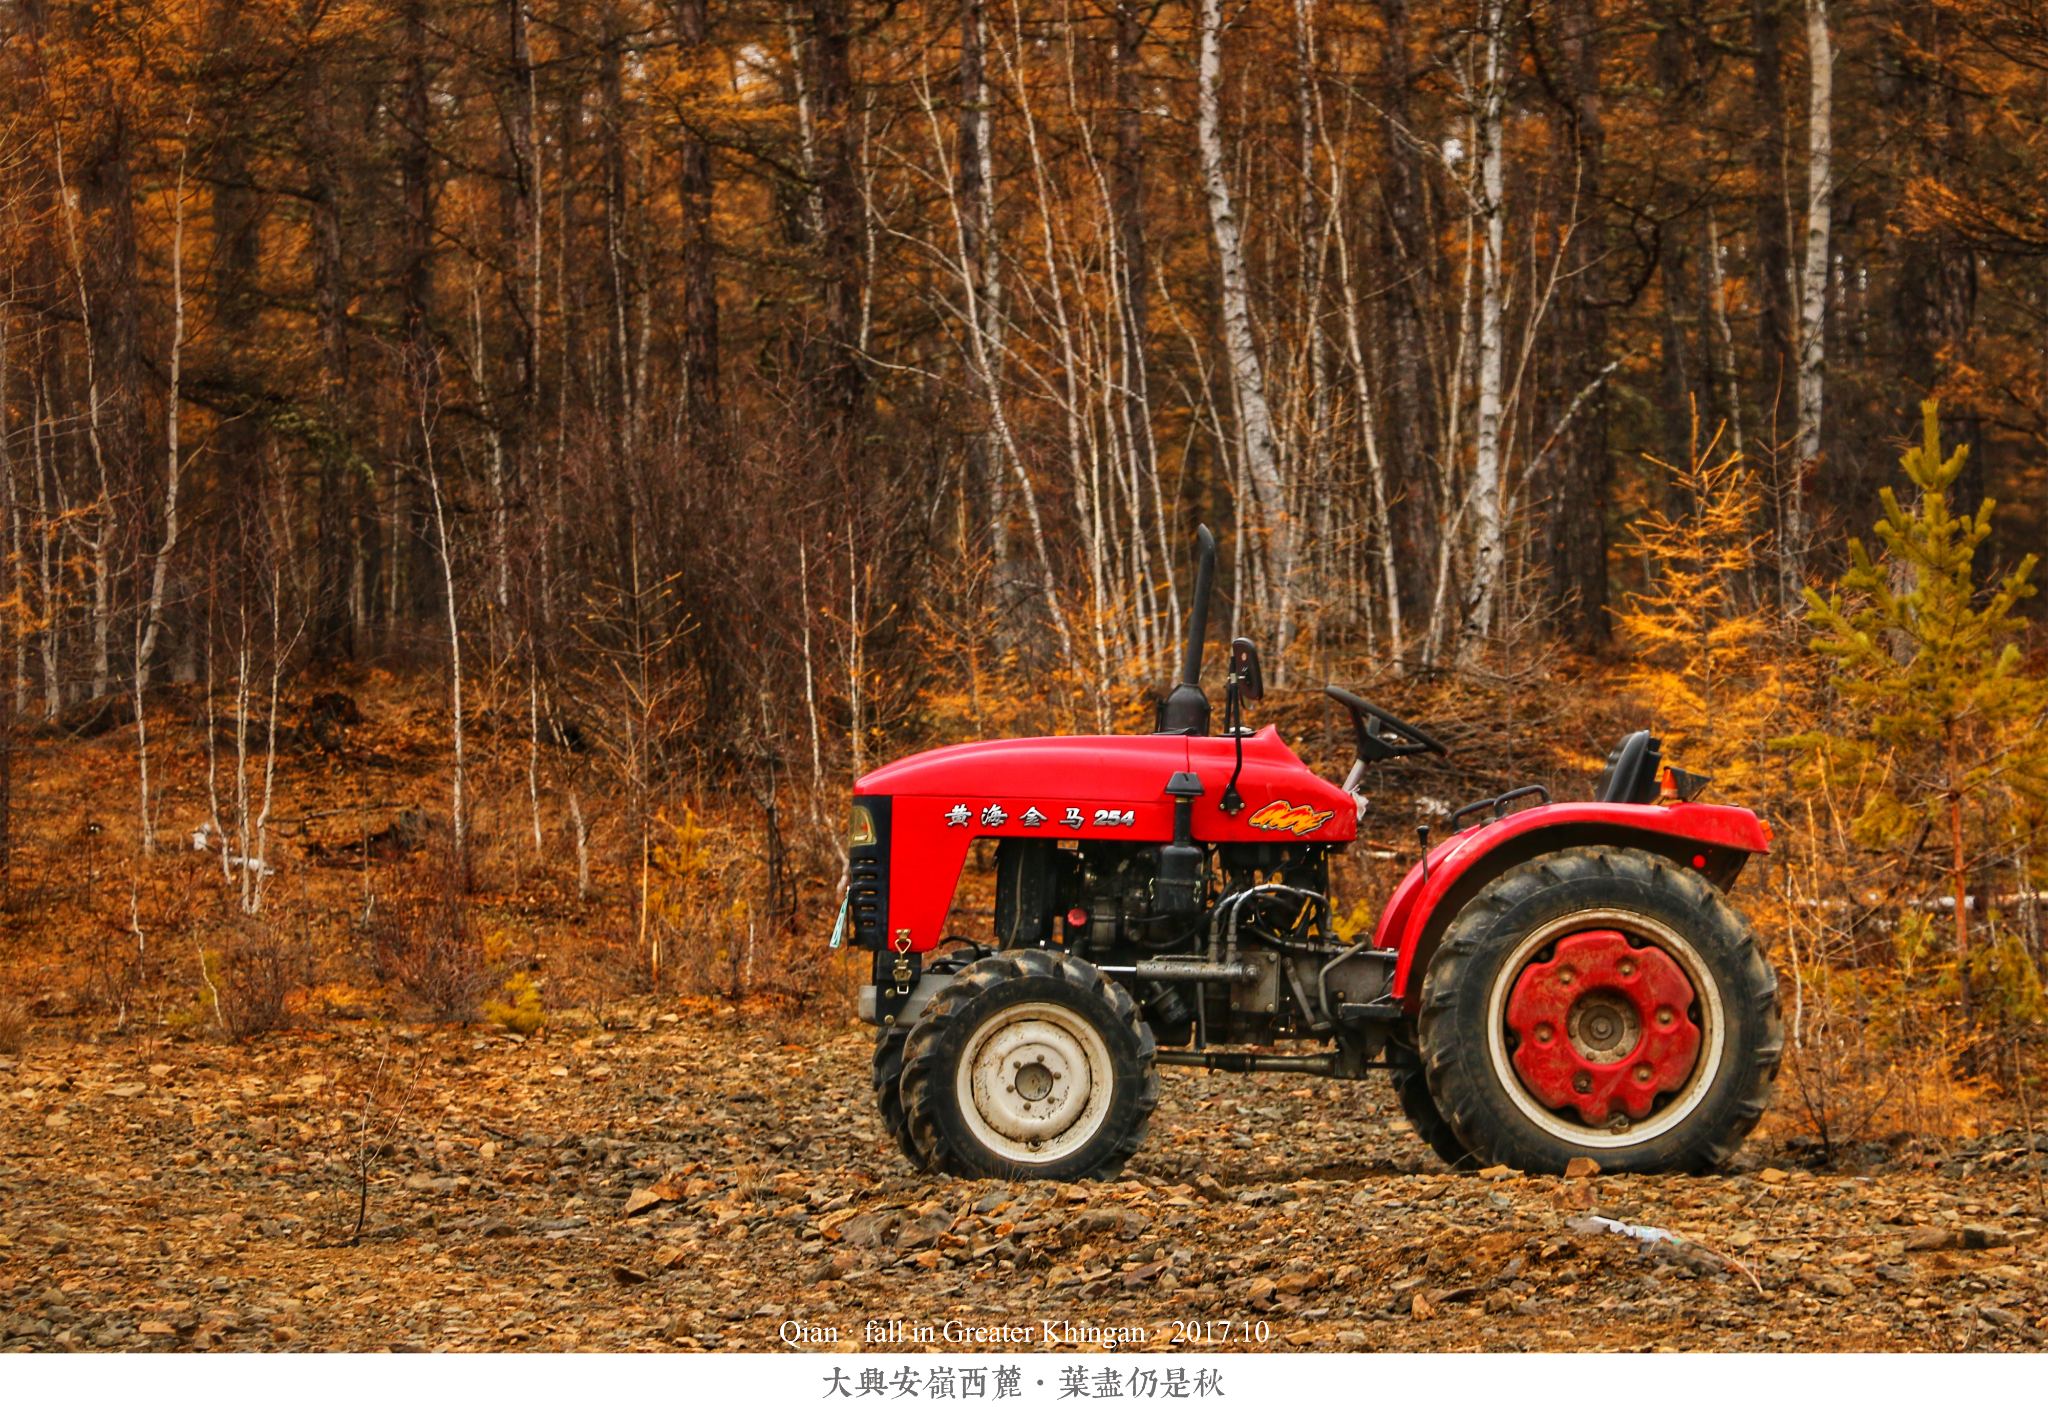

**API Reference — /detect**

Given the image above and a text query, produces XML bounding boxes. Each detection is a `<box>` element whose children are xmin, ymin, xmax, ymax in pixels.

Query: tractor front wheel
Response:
<box><xmin>899</xmin><ymin>949</ymin><xmax>1159</xmax><ymax>1181</ymax></box>
<box><xmin>1417</xmin><ymin>847</ymin><xmax>1781</xmax><ymax>1174</ymax></box>
<box><xmin>873</xmin><ymin>948</ymin><xmax>985</xmax><ymax>1170</ymax></box>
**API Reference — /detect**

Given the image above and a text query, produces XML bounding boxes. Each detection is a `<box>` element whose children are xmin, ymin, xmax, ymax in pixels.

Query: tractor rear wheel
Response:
<box><xmin>1417</xmin><ymin>846</ymin><xmax>1781</xmax><ymax>1174</ymax></box>
<box><xmin>899</xmin><ymin>949</ymin><xmax>1159</xmax><ymax>1181</ymax></box>
<box><xmin>872</xmin><ymin>948</ymin><xmax>984</xmax><ymax>1169</ymax></box>
<box><xmin>1386</xmin><ymin>1039</ymin><xmax>1474</xmax><ymax>1169</ymax></box>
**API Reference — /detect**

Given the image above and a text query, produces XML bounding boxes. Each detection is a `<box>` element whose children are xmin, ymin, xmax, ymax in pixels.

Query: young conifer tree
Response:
<box><xmin>1786</xmin><ymin>400</ymin><xmax>2048</xmax><ymax>1013</ymax></box>
<box><xmin>1617</xmin><ymin>411</ymin><xmax>1790</xmax><ymax>797</ymax></box>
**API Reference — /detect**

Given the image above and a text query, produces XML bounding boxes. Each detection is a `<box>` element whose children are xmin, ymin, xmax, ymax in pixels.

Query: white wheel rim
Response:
<box><xmin>1482</xmin><ymin>907</ymin><xmax>1726</xmax><ymax>1152</ymax></box>
<box><xmin>955</xmin><ymin>1001</ymin><xmax>1115</xmax><ymax>1166</ymax></box>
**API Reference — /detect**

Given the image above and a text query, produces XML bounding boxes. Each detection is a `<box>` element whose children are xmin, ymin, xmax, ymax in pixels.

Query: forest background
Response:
<box><xmin>3</xmin><ymin>0</ymin><xmax>2048</xmax><ymax>1155</ymax></box>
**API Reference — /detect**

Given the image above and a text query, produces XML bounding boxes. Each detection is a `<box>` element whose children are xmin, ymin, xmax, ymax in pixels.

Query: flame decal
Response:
<box><xmin>1247</xmin><ymin>799</ymin><xmax>1335</xmax><ymax>836</ymax></box>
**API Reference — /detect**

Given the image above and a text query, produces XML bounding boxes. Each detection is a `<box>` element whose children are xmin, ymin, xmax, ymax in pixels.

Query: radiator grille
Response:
<box><xmin>849</xmin><ymin>795</ymin><xmax>889</xmax><ymax>949</ymax></box>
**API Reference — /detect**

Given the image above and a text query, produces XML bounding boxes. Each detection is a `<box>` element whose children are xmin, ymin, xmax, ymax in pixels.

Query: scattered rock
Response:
<box><xmin>836</xmin><ymin>1212</ymin><xmax>902</xmax><ymax>1249</ymax></box>
<box><xmin>1563</xmin><ymin>1157</ymin><xmax>1600</xmax><ymax>1179</ymax></box>
<box><xmin>897</xmin><ymin>1208</ymin><xmax>954</xmax><ymax>1250</ymax></box>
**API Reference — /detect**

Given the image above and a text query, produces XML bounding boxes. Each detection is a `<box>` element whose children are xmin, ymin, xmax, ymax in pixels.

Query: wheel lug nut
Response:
<box><xmin>1619</xmin><ymin>960</ymin><xmax>1636</xmax><ymax>978</ymax></box>
<box><xmin>1634</xmin><ymin>1064</ymin><xmax>1653</xmax><ymax>1083</ymax></box>
<box><xmin>1535</xmin><ymin>1024</ymin><xmax>1554</xmax><ymax>1043</ymax></box>
<box><xmin>1656</xmin><ymin>1007</ymin><xmax>1674</xmax><ymax>1025</ymax></box>
<box><xmin>1558</xmin><ymin>967</ymin><xmax>1575</xmax><ymax>986</ymax></box>
<box><xmin>1572</xmin><ymin>1071</ymin><xmax>1592</xmax><ymax>1094</ymax></box>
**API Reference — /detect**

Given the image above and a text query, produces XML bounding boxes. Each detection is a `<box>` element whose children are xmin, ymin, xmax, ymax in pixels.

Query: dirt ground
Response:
<box><xmin>3</xmin><ymin>1004</ymin><xmax>2045</xmax><ymax>1355</ymax></box>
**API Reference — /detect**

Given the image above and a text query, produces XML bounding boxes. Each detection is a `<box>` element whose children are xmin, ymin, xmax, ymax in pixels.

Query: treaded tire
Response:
<box><xmin>872</xmin><ymin>949</ymin><xmax>982</xmax><ymax>1170</ymax></box>
<box><xmin>1417</xmin><ymin>846</ymin><xmax>1781</xmax><ymax>1175</ymax></box>
<box><xmin>1386</xmin><ymin>1039</ymin><xmax>1475</xmax><ymax>1169</ymax></box>
<box><xmin>900</xmin><ymin>949</ymin><xmax>1159</xmax><ymax>1181</ymax></box>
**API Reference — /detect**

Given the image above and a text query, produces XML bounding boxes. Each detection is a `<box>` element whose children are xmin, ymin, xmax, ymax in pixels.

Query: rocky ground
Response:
<box><xmin>3</xmin><ymin>1005</ymin><xmax>2045</xmax><ymax>1354</ymax></box>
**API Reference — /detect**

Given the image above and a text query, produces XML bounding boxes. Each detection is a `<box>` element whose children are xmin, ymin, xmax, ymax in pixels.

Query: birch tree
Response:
<box><xmin>133</xmin><ymin>132</ymin><xmax>191</xmax><ymax>853</ymax></box>
<box><xmin>1198</xmin><ymin>0</ymin><xmax>1292</xmax><ymax>679</ymax></box>
<box><xmin>1456</xmin><ymin>0</ymin><xmax>1509</xmax><ymax>669</ymax></box>
<box><xmin>1791</xmin><ymin>0</ymin><xmax>1834</xmax><ymax>587</ymax></box>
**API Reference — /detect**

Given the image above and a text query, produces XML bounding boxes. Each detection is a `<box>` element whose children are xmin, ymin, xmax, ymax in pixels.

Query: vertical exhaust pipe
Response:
<box><xmin>1159</xmin><ymin>526</ymin><xmax>1217</xmax><ymax>734</ymax></box>
<box><xmin>1181</xmin><ymin>525</ymin><xmax>1217</xmax><ymax>687</ymax></box>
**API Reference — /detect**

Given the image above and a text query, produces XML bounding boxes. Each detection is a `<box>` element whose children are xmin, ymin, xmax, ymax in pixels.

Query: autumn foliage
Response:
<box><xmin>0</xmin><ymin>2</ymin><xmax>2046</xmax><ymax>1144</ymax></box>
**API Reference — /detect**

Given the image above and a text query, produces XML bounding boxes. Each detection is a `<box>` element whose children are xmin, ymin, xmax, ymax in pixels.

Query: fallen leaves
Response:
<box><xmin>0</xmin><ymin>1010</ymin><xmax>2044</xmax><ymax>1356</ymax></box>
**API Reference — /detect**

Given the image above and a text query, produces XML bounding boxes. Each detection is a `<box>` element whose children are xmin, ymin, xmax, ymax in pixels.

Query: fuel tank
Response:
<box><xmin>852</xmin><ymin>726</ymin><xmax>1354</xmax><ymax>955</ymax></box>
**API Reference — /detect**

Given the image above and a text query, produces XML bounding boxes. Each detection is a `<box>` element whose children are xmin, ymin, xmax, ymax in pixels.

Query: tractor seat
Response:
<box><xmin>1593</xmin><ymin>730</ymin><xmax>1663</xmax><ymax>805</ymax></box>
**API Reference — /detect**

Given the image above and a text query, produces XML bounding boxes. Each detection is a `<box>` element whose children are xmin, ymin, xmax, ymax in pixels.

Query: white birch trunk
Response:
<box><xmin>528</xmin><ymin>655</ymin><xmax>543</xmax><ymax>851</ymax></box>
<box><xmin>784</xmin><ymin>6</ymin><xmax>825</xmax><ymax>239</ymax></box>
<box><xmin>1199</xmin><ymin>0</ymin><xmax>1292</xmax><ymax>678</ymax></box>
<box><xmin>1792</xmin><ymin>0</ymin><xmax>1833</xmax><ymax>574</ymax></box>
<box><xmin>1457</xmin><ymin>2</ymin><xmax>1508</xmax><ymax>669</ymax></box>
<box><xmin>421</xmin><ymin>404</ymin><xmax>466</xmax><ymax>863</ymax></box>
<box><xmin>31</xmin><ymin>395</ymin><xmax>58</xmax><ymax>716</ymax></box>
<box><xmin>133</xmin><ymin>139</ymin><xmax>192</xmax><ymax>853</ymax></box>
<box><xmin>1705</xmin><ymin>208</ymin><xmax>1746</xmax><ymax>457</ymax></box>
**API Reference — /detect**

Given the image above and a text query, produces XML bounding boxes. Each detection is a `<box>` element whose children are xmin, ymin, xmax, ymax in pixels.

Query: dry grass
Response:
<box><xmin>211</xmin><ymin>916</ymin><xmax>309</xmax><ymax>1041</ymax></box>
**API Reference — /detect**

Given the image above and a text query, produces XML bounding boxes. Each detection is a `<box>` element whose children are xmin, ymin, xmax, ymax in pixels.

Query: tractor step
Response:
<box><xmin>1336</xmin><ymin>1002</ymin><xmax>1404</xmax><ymax>1022</ymax></box>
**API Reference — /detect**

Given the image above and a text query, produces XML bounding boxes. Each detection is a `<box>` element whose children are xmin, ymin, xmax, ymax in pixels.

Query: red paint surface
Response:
<box><xmin>854</xmin><ymin>726</ymin><xmax>1354</xmax><ymax>954</ymax></box>
<box><xmin>1375</xmin><ymin>799</ymin><xmax>1771</xmax><ymax>1001</ymax></box>
<box><xmin>1503</xmin><ymin>930</ymin><xmax>1702</xmax><ymax>1125</ymax></box>
<box><xmin>852</xmin><ymin>727</ymin><xmax>1770</xmax><ymax>979</ymax></box>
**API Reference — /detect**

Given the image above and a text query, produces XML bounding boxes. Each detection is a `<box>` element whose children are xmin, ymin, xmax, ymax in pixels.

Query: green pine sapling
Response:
<box><xmin>1784</xmin><ymin>399</ymin><xmax>2048</xmax><ymax>1014</ymax></box>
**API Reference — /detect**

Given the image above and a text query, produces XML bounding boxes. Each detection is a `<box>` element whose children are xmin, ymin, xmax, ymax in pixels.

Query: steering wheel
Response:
<box><xmin>1323</xmin><ymin>686</ymin><xmax>1449</xmax><ymax>767</ymax></box>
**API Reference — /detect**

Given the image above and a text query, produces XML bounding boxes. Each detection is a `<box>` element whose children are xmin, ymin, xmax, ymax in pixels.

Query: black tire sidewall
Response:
<box><xmin>909</xmin><ymin>966</ymin><xmax>1153</xmax><ymax>1181</ymax></box>
<box><xmin>1421</xmin><ymin>850</ymin><xmax>1777</xmax><ymax>1174</ymax></box>
<box><xmin>871</xmin><ymin>1023</ymin><xmax>924</xmax><ymax>1167</ymax></box>
<box><xmin>1386</xmin><ymin>1039</ymin><xmax>1474</xmax><ymax>1169</ymax></box>
<box><xmin>872</xmin><ymin>949</ymin><xmax>979</xmax><ymax>1171</ymax></box>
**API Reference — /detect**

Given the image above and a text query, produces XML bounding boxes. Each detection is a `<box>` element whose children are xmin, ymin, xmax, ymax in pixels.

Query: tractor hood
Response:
<box><xmin>853</xmin><ymin>728</ymin><xmax>1355</xmax><ymax>955</ymax></box>
<box><xmin>857</xmin><ymin>732</ymin><xmax>1193</xmax><ymax>801</ymax></box>
<box><xmin>855</xmin><ymin>727</ymin><xmax>1356</xmax><ymax>845</ymax></box>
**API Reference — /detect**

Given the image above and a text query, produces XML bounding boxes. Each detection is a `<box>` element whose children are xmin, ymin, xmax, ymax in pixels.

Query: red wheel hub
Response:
<box><xmin>1504</xmin><ymin>929</ymin><xmax>1701</xmax><ymax>1127</ymax></box>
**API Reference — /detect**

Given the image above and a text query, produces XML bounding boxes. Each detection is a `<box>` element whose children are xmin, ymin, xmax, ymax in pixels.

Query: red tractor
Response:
<box><xmin>852</xmin><ymin>528</ymin><xmax>1782</xmax><ymax>1180</ymax></box>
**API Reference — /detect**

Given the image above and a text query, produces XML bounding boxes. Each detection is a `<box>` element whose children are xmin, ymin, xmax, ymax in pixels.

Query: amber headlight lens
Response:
<box><xmin>849</xmin><ymin>805</ymin><xmax>877</xmax><ymax>849</ymax></box>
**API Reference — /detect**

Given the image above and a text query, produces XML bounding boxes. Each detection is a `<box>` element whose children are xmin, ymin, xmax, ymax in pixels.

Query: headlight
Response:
<box><xmin>849</xmin><ymin>805</ymin><xmax>877</xmax><ymax>849</ymax></box>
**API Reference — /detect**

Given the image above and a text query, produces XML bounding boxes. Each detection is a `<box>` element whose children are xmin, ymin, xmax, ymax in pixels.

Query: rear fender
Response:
<box><xmin>1375</xmin><ymin>801</ymin><xmax>1771</xmax><ymax>1008</ymax></box>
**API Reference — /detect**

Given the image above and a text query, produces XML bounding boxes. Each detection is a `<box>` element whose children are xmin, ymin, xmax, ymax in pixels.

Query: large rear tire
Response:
<box><xmin>899</xmin><ymin>949</ymin><xmax>1158</xmax><ymax>1181</ymax></box>
<box><xmin>1386</xmin><ymin>1039</ymin><xmax>1474</xmax><ymax>1169</ymax></box>
<box><xmin>1417</xmin><ymin>846</ymin><xmax>1781</xmax><ymax>1174</ymax></box>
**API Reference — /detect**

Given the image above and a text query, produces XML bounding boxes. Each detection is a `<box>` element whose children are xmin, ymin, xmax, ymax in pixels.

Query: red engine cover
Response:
<box><xmin>854</xmin><ymin>726</ymin><xmax>1353</xmax><ymax>954</ymax></box>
